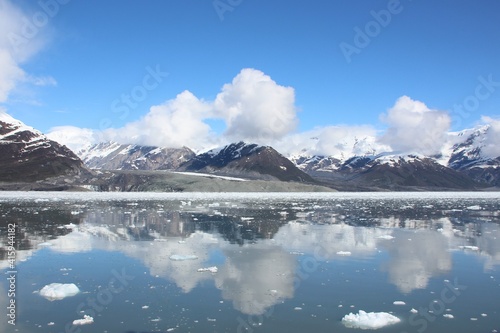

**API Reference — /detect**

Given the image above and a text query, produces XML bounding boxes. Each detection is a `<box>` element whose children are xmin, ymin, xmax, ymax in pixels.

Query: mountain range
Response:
<box><xmin>0</xmin><ymin>113</ymin><xmax>499</xmax><ymax>191</ymax></box>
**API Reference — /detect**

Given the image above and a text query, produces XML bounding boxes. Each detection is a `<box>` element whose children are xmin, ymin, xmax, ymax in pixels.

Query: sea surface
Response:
<box><xmin>1</xmin><ymin>191</ymin><xmax>499</xmax><ymax>333</ymax></box>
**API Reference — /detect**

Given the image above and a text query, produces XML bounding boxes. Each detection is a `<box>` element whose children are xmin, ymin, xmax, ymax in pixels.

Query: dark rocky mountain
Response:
<box><xmin>0</xmin><ymin>112</ymin><xmax>88</xmax><ymax>182</ymax></box>
<box><xmin>294</xmin><ymin>153</ymin><xmax>483</xmax><ymax>191</ymax></box>
<box><xmin>179</xmin><ymin>141</ymin><xmax>315</xmax><ymax>182</ymax></box>
<box><xmin>79</xmin><ymin>142</ymin><xmax>195</xmax><ymax>171</ymax></box>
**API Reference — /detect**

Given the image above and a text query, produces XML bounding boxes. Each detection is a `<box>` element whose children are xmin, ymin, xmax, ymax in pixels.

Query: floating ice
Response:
<box><xmin>39</xmin><ymin>283</ymin><xmax>80</xmax><ymax>301</ymax></box>
<box><xmin>342</xmin><ymin>310</ymin><xmax>400</xmax><ymax>330</ymax></box>
<box><xmin>337</xmin><ymin>251</ymin><xmax>352</xmax><ymax>256</ymax></box>
<box><xmin>393</xmin><ymin>301</ymin><xmax>406</xmax><ymax>305</ymax></box>
<box><xmin>72</xmin><ymin>315</ymin><xmax>94</xmax><ymax>326</ymax></box>
<box><xmin>410</xmin><ymin>308</ymin><xmax>418</xmax><ymax>314</ymax></box>
<box><xmin>443</xmin><ymin>314</ymin><xmax>454</xmax><ymax>319</ymax></box>
<box><xmin>197</xmin><ymin>266</ymin><xmax>218</xmax><ymax>273</ymax></box>
<box><xmin>377</xmin><ymin>235</ymin><xmax>395</xmax><ymax>240</ymax></box>
<box><xmin>169</xmin><ymin>254</ymin><xmax>199</xmax><ymax>261</ymax></box>
<box><xmin>459</xmin><ymin>245</ymin><xmax>479</xmax><ymax>251</ymax></box>
<box><xmin>466</xmin><ymin>205</ymin><xmax>482</xmax><ymax>210</ymax></box>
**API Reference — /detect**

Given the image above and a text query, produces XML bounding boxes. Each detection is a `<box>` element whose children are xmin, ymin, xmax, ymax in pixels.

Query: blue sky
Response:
<box><xmin>1</xmin><ymin>0</ymin><xmax>500</xmax><ymax>154</ymax></box>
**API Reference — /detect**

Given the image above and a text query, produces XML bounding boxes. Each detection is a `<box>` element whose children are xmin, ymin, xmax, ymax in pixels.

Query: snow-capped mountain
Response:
<box><xmin>78</xmin><ymin>142</ymin><xmax>195</xmax><ymax>171</ymax></box>
<box><xmin>447</xmin><ymin>125</ymin><xmax>500</xmax><ymax>185</ymax></box>
<box><xmin>179</xmin><ymin>141</ymin><xmax>315</xmax><ymax>182</ymax></box>
<box><xmin>0</xmin><ymin>112</ymin><xmax>87</xmax><ymax>182</ymax></box>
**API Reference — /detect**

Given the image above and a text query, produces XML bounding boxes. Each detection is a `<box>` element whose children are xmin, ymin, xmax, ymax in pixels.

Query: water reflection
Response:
<box><xmin>1</xmin><ymin>195</ymin><xmax>500</xmax><ymax>319</ymax></box>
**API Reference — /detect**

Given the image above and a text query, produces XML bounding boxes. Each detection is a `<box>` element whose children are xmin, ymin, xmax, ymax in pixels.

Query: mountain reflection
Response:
<box><xmin>1</xmin><ymin>197</ymin><xmax>500</xmax><ymax>315</ymax></box>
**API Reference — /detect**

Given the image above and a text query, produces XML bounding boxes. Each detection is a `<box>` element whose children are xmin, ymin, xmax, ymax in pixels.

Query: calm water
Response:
<box><xmin>1</xmin><ymin>192</ymin><xmax>499</xmax><ymax>333</ymax></box>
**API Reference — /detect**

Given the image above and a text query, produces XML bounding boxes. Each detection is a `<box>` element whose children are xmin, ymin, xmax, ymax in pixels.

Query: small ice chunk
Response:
<box><xmin>142</xmin><ymin>305</ymin><xmax>149</xmax><ymax>309</ymax></box>
<box><xmin>342</xmin><ymin>310</ymin><xmax>400</xmax><ymax>329</ymax></box>
<box><xmin>166</xmin><ymin>328</ymin><xmax>176</xmax><ymax>332</ymax></box>
<box><xmin>410</xmin><ymin>308</ymin><xmax>418</xmax><ymax>314</ymax></box>
<box><xmin>466</xmin><ymin>205</ymin><xmax>482</xmax><ymax>210</ymax></box>
<box><xmin>393</xmin><ymin>301</ymin><xmax>406</xmax><ymax>306</ymax></box>
<box><xmin>378</xmin><ymin>235</ymin><xmax>395</xmax><ymax>240</ymax></box>
<box><xmin>443</xmin><ymin>314</ymin><xmax>454</xmax><ymax>319</ymax></box>
<box><xmin>169</xmin><ymin>254</ymin><xmax>198</xmax><ymax>261</ymax></box>
<box><xmin>336</xmin><ymin>251</ymin><xmax>352</xmax><ymax>256</ymax></box>
<box><xmin>38</xmin><ymin>242</ymin><xmax>53</xmax><ymax>247</ymax></box>
<box><xmin>470</xmin><ymin>317</ymin><xmax>478</xmax><ymax>321</ymax></box>
<box><xmin>39</xmin><ymin>283</ymin><xmax>80</xmax><ymax>301</ymax></box>
<box><xmin>72</xmin><ymin>315</ymin><xmax>93</xmax><ymax>326</ymax></box>
<box><xmin>459</xmin><ymin>246</ymin><xmax>479</xmax><ymax>251</ymax></box>
<box><xmin>481</xmin><ymin>313</ymin><xmax>487</xmax><ymax>317</ymax></box>
<box><xmin>294</xmin><ymin>307</ymin><xmax>302</xmax><ymax>310</ymax></box>
<box><xmin>47</xmin><ymin>322</ymin><xmax>55</xmax><ymax>326</ymax></box>
<box><xmin>197</xmin><ymin>266</ymin><xmax>218</xmax><ymax>273</ymax></box>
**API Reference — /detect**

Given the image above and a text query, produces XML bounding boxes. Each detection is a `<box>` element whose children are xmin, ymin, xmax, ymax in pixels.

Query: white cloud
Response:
<box><xmin>379</xmin><ymin>96</ymin><xmax>451</xmax><ymax>155</ymax></box>
<box><xmin>46</xmin><ymin>126</ymin><xmax>97</xmax><ymax>153</ymax></box>
<box><xmin>102</xmin><ymin>90</ymin><xmax>215</xmax><ymax>151</ymax></box>
<box><xmin>481</xmin><ymin>116</ymin><xmax>500</xmax><ymax>158</ymax></box>
<box><xmin>214</xmin><ymin>68</ymin><xmax>298</xmax><ymax>143</ymax></box>
<box><xmin>275</xmin><ymin>125</ymin><xmax>388</xmax><ymax>159</ymax></box>
<box><xmin>0</xmin><ymin>0</ymin><xmax>51</xmax><ymax>102</ymax></box>
<box><xmin>49</xmin><ymin>69</ymin><xmax>300</xmax><ymax>153</ymax></box>
<box><xmin>25</xmin><ymin>74</ymin><xmax>57</xmax><ymax>86</ymax></box>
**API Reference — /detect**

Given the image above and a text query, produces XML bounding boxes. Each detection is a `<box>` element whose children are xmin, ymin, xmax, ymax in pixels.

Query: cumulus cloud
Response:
<box><xmin>379</xmin><ymin>95</ymin><xmax>451</xmax><ymax>155</ymax></box>
<box><xmin>49</xmin><ymin>69</ymin><xmax>300</xmax><ymax>152</ymax></box>
<box><xmin>103</xmin><ymin>90</ymin><xmax>215</xmax><ymax>151</ymax></box>
<box><xmin>46</xmin><ymin>126</ymin><xmax>97</xmax><ymax>153</ymax></box>
<box><xmin>214</xmin><ymin>68</ymin><xmax>298</xmax><ymax>143</ymax></box>
<box><xmin>481</xmin><ymin>116</ymin><xmax>500</xmax><ymax>158</ymax></box>
<box><xmin>0</xmin><ymin>0</ymin><xmax>51</xmax><ymax>102</ymax></box>
<box><xmin>275</xmin><ymin>125</ymin><xmax>388</xmax><ymax>159</ymax></box>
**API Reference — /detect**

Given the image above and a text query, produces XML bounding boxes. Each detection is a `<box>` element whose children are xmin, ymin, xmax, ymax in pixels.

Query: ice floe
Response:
<box><xmin>169</xmin><ymin>254</ymin><xmax>199</xmax><ymax>261</ymax></box>
<box><xmin>393</xmin><ymin>301</ymin><xmax>406</xmax><ymax>305</ymax></box>
<box><xmin>342</xmin><ymin>310</ymin><xmax>400</xmax><ymax>329</ymax></box>
<box><xmin>39</xmin><ymin>283</ymin><xmax>80</xmax><ymax>301</ymax></box>
<box><xmin>336</xmin><ymin>251</ymin><xmax>352</xmax><ymax>256</ymax></box>
<box><xmin>443</xmin><ymin>314</ymin><xmax>454</xmax><ymax>319</ymax></box>
<box><xmin>197</xmin><ymin>266</ymin><xmax>218</xmax><ymax>273</ymax></box>
<box><xmin>72</xmin><ymin>315</ymin><xmax>94</xmax><ymax>325</ymax></box>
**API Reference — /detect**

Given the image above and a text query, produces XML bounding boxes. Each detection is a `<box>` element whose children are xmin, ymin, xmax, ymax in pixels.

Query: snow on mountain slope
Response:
<box><xmin>78</xmin><ymin>142</ymin><xmax>195</xmax><ymax>171</ymax></box>
<box><xmin>0</xmin><ymin>111</ymin><xmax>87</xmax><ymax>182</ymax></box>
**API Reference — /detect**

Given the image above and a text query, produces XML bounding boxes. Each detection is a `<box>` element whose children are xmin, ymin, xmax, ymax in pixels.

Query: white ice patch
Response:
<box><xmin>443</xmin><ymin>314</ymin><xmax>454</xmax><ymax>319</ymax></box>
<box><xmin>197</xmin><ymin>266</ymin><xmax>218</xmax><ymax>273</ymax></box>
<box><xmin>377</xmin><ymin>235</ymin><xmax>395</xmax><ymax>240</ymax></box>
<box><xmin>393</xmin><ymin>301</ymin><xmax>406</xmax><ymax>305</ymax></box>
<box><xmin>459</xmin><ymin>245</ymin><xmax>479</xmax><ymax>251</ymax></box>
<box><xmin>39</xmin><ymin>283</ymin><xmax>80</xmax><ymax>301</ymax></box>
<box><xmin>72</xmin><ymin>315</ymin><xmax>94</xmax><ymax>326</ymax></box>
<box><xmin>169</xmin><ymin>254</ymin><xmax>199</xmax><ymax>261</ymax></box>
<box><xmin>342</xmin><ymin>310</ymin><xmax>400</xmax><ymax>330</ymax></box>
<box><xmin>336</xmin><ymin>251</ymin><xmax>352</xmax><ymax>256</ymax></box>
<box><xmin>466</xmin><ymin>205</ymin><xmax>482</xmax><ymax>210</ymax></box>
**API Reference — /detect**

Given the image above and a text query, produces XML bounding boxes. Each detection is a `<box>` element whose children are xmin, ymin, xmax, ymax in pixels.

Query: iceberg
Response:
<box><xmin>169</xmin><ymin>254</ymin><xmax>198</xmax><ymax>261</ymax></box>
<box><xmin>342</xmin><ymin>310</ymin><xmax>400</xmax><ymax>329</ymax></box>
<box><xmin>197</xmin><ymin>266</ymin><xmax>218</xmax><ymax>273</ymax></box>
<box><xmin>72</xmin><ymin>315</ymin><xmax>94</xmax><ymax>325</ymax></box>
<box><xmin>39</xmin><ymin>283</ymin><xmax>80</xmax><ymax>301</ymax></box>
